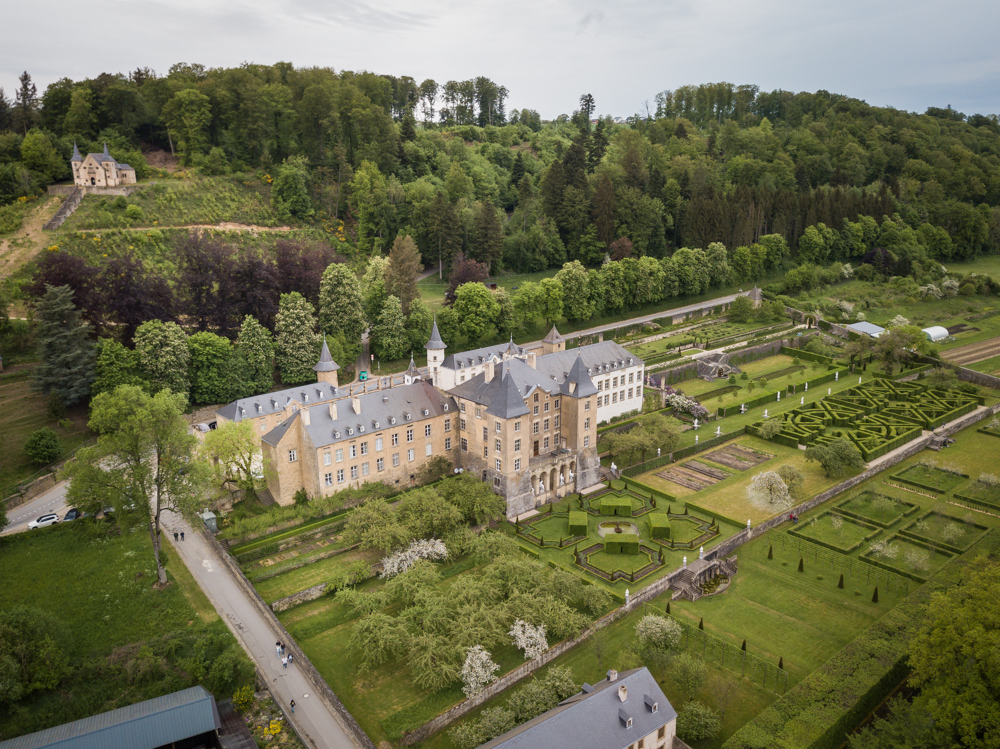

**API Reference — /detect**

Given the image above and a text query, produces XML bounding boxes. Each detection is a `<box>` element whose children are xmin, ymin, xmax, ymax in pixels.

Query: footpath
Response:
<box><xmin>162</xmin><ymin>509</ymin><xmax>366</xmax><ymax>749</ymax></box>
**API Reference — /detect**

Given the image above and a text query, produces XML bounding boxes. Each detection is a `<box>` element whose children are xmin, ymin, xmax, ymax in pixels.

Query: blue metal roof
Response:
<box><xmin>0</xmin><ymin>686</ymin><xmax>220</xmax><ymax>749</ymax></box>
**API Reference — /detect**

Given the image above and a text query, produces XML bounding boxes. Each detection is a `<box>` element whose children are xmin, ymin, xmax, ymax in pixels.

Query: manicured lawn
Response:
<box><xmin>904</xmin><ymin>511</ymin><xmax>987</xmax><ymax>550</ymax></box>
<box><xmin>862</xmin><ymin>536</ymin><xmax>954</xmax><ymax>578</ymax></box>
<box><xmin>0</xmin><ymin>522</ymin><xmax>251</xmax><ymax>739</ymax></box>
<box><xmin>417</xmin><ymin>269</ymin><xmax>557</xmax><ymax>314</ymax></box>
<box><xmin>838</xmin><ymin>491</ymin><xmax>916</xmax><ymax>526</ymax></box>
<box><xmin>0</xmin><ymin>367</ymin><xmax>94</xmax><ymax>494</ymax></box>
<box><xmin>254</xmin><ymin>548</ymin><xmax>380</xmax><ymax>603</ymax></box>
<box><xmin>791</xmin><ymin>512</ymin><xmax>879</xmax><ymax>552</ymax></box>
<box><xmin>893</xmin><ymin>463</ymin><xmax>967</xmax><ymax>492</ymax></box>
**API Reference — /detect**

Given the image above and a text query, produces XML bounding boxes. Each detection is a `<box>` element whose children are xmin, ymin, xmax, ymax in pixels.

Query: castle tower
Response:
<box><xmin>403</xmin><ymin>353</ymin><xmax>421</xmax><ymax>385</ymax></box>
<box><xmin>541</xmin><ymin>325</ymin><xmax>565</xmax><ymax>355</ymax></box>
<box><xmin>313</xmin><ymin>337</ymin><xmax>340</xmax><ymax>387</ymax></box>
<box><xmin>70</xmin><ymin>142</ymin><xmax>83</xmax><ymax>184</ymax></box>
<box><xmin>425</xmin><ymin>317</ymin><xmax>447</xmax><ymax>386</ymax></box>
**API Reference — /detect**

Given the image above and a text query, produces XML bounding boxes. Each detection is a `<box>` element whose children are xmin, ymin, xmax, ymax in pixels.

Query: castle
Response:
<box><xmin>216</xmin><ymin>324</ymin><xmax>645</xmax><ymax>518</ymax></box>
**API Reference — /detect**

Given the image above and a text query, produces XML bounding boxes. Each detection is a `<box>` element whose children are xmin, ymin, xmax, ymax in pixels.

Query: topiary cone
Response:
<box><xmin>698</xmin><ymin>617</ymin><xmax>704</xmax><ymax>630</ymax></box>
<box><xmin>872</xmin><ymin>586</ymin><xmax>879</xmax><ymax>603</ymax></box>
<box><xmin>741</xmin><ymin>639</ymin><xmax>747</xmax><ymax>652</ymax></box>
<box><xmin>767</xmin><ymin>544</ymin><xmax>773</xmax><ymax>560</ymax></box>
<box><xmin>838</xmin><ymin>573</ymin><xmax>844</xmax><ymax>589</ymax></box>
<box><xmin>798</xmin><ymin>557</ymin><xmax>804</xmax><ymax>572</ymax></box>
<box><xmin>666</xmin><ymin>601</ymin><xmax>671</xmax><ymax>614</ymax></box>
<box><xmin>778</xmin><ymin>656</ymin><xmax>784</xmax><ymax>670</ymax></box>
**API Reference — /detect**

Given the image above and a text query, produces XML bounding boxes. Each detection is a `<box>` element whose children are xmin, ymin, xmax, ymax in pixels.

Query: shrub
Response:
<box><xmin>124</xmin><ymin>204</ymin><xmax>143</xmax><ymax>220</ymax></box>
<box><xmin>23</xmin><ymin>427</ymin><xmax>61</xmax><ymax>466</ymax></box>
<box><xmin>677</xmin><ymin>701</ymin><xmax>722</xmax><ymax>743</ymax></box>
<box><xmin>635</xmin><ymin>614</ymin><xmax>682</xmax><ymax>652</ymax></box>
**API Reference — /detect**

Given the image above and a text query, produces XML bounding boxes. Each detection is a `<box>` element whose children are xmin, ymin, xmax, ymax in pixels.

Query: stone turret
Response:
<box><xmin>425</xmin><ymin>317</ymin><xmax>446</xmax><ymax>385</ymax></box>
<box><xmin>313</xmin><ymin>337</ymin><xmax>340</xmax><ymax>387</ymax></box>
<box><xmin>541</xmin><ymin>325</ymin><xmax>565</xmax><ymax>355</ymax></box>
<box><xmin>404</xmin><ymin>353</ymin><xmax>421</xmax><ymax>385</ymax></box>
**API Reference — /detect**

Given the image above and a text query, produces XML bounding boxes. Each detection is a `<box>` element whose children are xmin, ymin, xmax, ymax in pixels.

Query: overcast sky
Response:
<box><xmin>2</xmin><ymin>0</ymin><xmax>999</xmax><ymax>119</ymax></box>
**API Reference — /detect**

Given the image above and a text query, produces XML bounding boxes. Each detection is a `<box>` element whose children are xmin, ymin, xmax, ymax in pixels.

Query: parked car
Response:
<box><xmin>63</xmin><ymin>508</ymin><xmax>87</xmax><ymax>521</ymax></box>
<box><xmin>28</xmin><ymin>514</ymin><xmax>60</xmax><ymax>529</ymax></box>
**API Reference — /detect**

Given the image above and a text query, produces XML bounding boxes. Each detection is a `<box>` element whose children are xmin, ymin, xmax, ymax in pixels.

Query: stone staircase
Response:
<box><xmin>43</xmin><ymin>186</ymin><xmax>83</xmax><ymax>230</ymax></box>
<box><xmin>669</xmin><ymin>568</ymin><xmax>703</xmax><ymax>602</ymax></box>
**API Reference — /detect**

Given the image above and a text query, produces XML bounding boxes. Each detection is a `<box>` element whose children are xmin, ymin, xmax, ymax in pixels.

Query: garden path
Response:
<box><xmin>162</xmin><ymin>508</ymin><xmax>365</xmax><ymax>749</ymax></box>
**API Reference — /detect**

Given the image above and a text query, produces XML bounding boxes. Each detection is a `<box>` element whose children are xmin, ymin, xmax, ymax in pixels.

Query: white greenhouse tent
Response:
<box><xmin>922</xmin><ymin>326</ymin><xmax>949</xmax><ymax>342</ymax></box>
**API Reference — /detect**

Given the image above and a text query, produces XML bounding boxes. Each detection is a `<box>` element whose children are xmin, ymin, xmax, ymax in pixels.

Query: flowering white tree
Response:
<box><xmin>887</xmin><ymin>314</ymin><xmax>910</xmax><ymax>328</ymax></box>
<box><xmin>460</xmin><ymin>645</ymin><xmax>500</xmax><ymax>698</ymax></box>
<box><xmin>869</xmin><ymin>539</ymin><xmax>899</xmax><ymax>559</ymax></box>
<box><xmin>745</xmin><ymin>471</ymin><xmax>792</xmax><ymax>512</ymax></box>
<box><xmin>509</xmin><ymin>619</ymin><xmax>548</xmax><ymax>660</ymax></box>
<box><xmin>666</xmin><ymin>393</ymin><xmax>709</xmax><ymax>420</ymax></box>
<box><xmin>941</xmin><ymin>278</ymin><xmax>960</xmax><ymax>297</ymax></box>
<box><xmin>841</xmin><ymin>263</ymin><xmax>854</xmax><ymax>279</ymax></box>
<box><xmin>919</xmin><ymin>283</ymin><xmax>943</xmax><ymax>299</ymax></box>
<box><xmin>379</xmin><ymin>538</ymin><xmax>449</xmax><ymax>579</ymax></box>
<box><xmin>635</xmin><ymin>614</ymin><xmax>682</xmax><ymax>652</ymax></box>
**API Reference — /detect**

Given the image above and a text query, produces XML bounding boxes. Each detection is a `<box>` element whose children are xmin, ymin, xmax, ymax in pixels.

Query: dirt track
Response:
<box><xmin>942</xmin><ymin>336</ymin><xmax>1000</xmax><ymax>365</ymax></box>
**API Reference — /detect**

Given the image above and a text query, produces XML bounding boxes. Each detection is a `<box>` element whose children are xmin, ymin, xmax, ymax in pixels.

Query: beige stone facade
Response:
<box><xmin>71</xmin><ymin>143</ymin><xmax>136</xmax><ymax>187</ymax></box>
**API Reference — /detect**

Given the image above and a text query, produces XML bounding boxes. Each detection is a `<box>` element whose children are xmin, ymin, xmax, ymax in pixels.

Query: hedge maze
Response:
<box><xmin>749</xmin><ymin>380</ymin><xmax>980</xmax><ymax>460</ymax></box>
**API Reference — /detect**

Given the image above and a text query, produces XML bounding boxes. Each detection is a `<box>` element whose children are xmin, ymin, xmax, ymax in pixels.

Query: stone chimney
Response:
<box><xmin>301</xmin><ymin>407</ymin><xmax>311</xmax><ymax>426</ymax></box>
<box><xmin>526</xmin><ymin>351</ymin><xmax>537</xmax><ymax>369</ymax></box>
<box><xmin>607</xmin><ymin>669</ymin><xmax>618</xmax><ymax>683</ymax></box>
<box><xmin>352</xmin><ymin>395</ymin><xmax>361</xmax><ymax>415</ymax></box>
<box><xmin>485</xmin><ymin>359</ymin><xmax>495</xmax><ymax>383</ymax></box>
<box><xmin>329</xmin><ymin>402</ymin><xmax>338</xmax><ymax>420</ymax></box>
<box><xmin>618</xmin><ymin>684</ymin><xmax>628</xmax><ymax>703</ymax></box>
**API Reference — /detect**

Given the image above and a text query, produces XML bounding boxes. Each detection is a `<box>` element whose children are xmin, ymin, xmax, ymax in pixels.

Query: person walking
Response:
<box><xmin>287</xmin><ymin>652</ymin><xmax>293</xmax><ymax>666</ymax></box>
<box><xmin>282</xmin><ymin>656</ymin><xmax>288</xmax><ymax>669</ymax></box>
<box><xmin>276</xmin><ymin>642</ymin><xmax>282</xmax><ymax>657</ymax></box>
<box><xmin>290</xmin><ymin>699</ymin><xmax>295</xmax><ymax>714</ymax></box>
<box><xmin>173</xmin><ymin>531</ymin><xmax>179</xmax><ymax>542</ymax></box>
<box><xmin>180</xmin><ymin>531</ymin><xmax>185</xmax><ymax>540</ymax></box>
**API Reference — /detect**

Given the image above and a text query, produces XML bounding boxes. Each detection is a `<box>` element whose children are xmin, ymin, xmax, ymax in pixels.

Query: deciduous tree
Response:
<box><xmin>134</xmin><ymin>320</ymin><xmax>190</xmax><ymax>397</ymax></box>
<box><xmin>274</xmin><ymin>292</ymin><xmax>322</xmax><ymax>386</ymax></box>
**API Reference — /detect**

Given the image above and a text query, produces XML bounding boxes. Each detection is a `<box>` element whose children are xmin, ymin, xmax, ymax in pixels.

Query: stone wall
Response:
<box><xmin>272</xmin><ymin>583</ymin><xmax>327</xmax><ymax>612</ymax></box>
<box><xmin>46</xmin><ymin>184</ymin><xmax>145</xmax><ymax>197</ymax></box>
<box><xmin>956</xmin><ymin>366</ymin><xmax>1000</xmax><ymax>390</ymax></box>
<box><xmin>201</xmin><ymin>528</ymin><xmax>376</xmax><ymax>749</ymax></box>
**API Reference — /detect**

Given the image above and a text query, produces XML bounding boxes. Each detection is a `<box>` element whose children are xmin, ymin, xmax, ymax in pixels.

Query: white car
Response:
<box><xmin>28</xmin><ymin>514</ymin><xmax>60</xmax><ymax>530</ymax></box>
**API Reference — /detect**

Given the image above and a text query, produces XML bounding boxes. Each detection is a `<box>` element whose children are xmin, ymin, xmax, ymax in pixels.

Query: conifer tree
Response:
<box><xmin>275</xmin><ymin>292</ymin><xmax>322</xmax><ymax>386</ymax></box>
<box><xmin>235</xmin><ymin>315</ymin><xmax>274</xmax><ymax>395</ymax></box>
<box><xmin>33</xmin><ymin>285</ymin><xmax>94</xmax><ymax>407</ymax></box>
<box><xmin>472</xmin><ymin>202</ymin><xmax>504</xmax><ymax>273</ymax></box>
<box><xmin>318</xmin><ymin>262</ymin><xmax>366</xmax><ymax>363</ymax></box>
<box><xmin>385</xmin><ymin>234</ymin><xmax>423</xmax><ymax>314</ymax></box>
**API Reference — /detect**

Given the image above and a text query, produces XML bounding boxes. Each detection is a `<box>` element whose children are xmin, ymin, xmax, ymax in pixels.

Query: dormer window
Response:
<box><xmin>304</xmin><ymin>393</ymin><xmax>309</xmax><ymax>401</ymax></box>
<box><xmin>374</xmin><ymin>421</ymin><xmax>380</xmax><ymax>429</ymax></box>
<box><xmin>644</xmin><ymin>694</ymin><xmax>658</xmax><ymax>713</ymax></box>
<box><xmin>347</xmin><ymin>427</ymin><xmax>353</xmax><ymax>435</ymax></box>
<box><xmin>443</xmin><ymin>403</ymin><xmax>449</xmax><ymax>411</ymax></box>
<box><xmin>239</xmin><ymin>407</ymin><xmax>245</xmax><ymax>416</ymax></box>
<box><xmin>405</xmin><ymin>413</ymin><xmax>411</xmax><ymax>421</ymax></box>
<box><xmin>422</xmin><ymin>409</ymin><xmax>429</xmax><ymax>416</ymax></box>
<box><xmin>359</xmin><ymin>425</ymin><xmax>365</xmax><ymax>432</ymax></box>
<box><xmin>390</xmin><ymin>417</ymin><xmax>396</xmax><ymax>425</ymax></box>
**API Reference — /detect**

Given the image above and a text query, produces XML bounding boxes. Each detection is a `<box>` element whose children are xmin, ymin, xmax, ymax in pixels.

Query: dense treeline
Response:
<box><xmin>3</xmin><ymin>66</ymin><xmax>1000</xmax><ymax>273</ymax></box>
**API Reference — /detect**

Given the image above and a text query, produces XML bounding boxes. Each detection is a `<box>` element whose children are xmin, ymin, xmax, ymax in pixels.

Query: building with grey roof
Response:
<box><xmin>478</xmin><ymin>667</ymin><xmax>677</xmax><ymax>749</ymax></box>
<box><xmin>845</xmin><ymin>321</ymin><xmax>885</xmax><ymax>338</ymax></box>
<box><xmin>70</xmin><ymin>142</ymin><xmax>136</xmax><ymax>187</ymax></box>
<box><xmin>0</xmin><ymin>686</ymin><xmax>254</xmax><ymax>749</ymax></box>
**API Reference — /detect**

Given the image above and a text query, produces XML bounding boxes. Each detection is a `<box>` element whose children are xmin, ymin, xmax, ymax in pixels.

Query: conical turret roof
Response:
<box><xmin>566</xmin><ymin>353</ymin><xmax>598</xmax><ymax>397</ymax></box>
<box><xmin>425</xmin><ymin>317</ymin><xmax>447</xmax><ymax>350</ymax></box>
<box><xmin>71</xmin><ymin>142</ymin><xmax>83</xmax><ymax>162</ymax></box>
<box><xmin>543</xmin><ymin>325</ymin><xmax>564</xmax><ymax>344</ymax></box>
<box><xmin>313</xmin><ymin>337</ymin><xmax>340</xmax><ymax>372</ymax></box>
<box><xmin>405</xmin><ymin>353</ymin><xmax>420</xmax><ymax>377</ymax></box>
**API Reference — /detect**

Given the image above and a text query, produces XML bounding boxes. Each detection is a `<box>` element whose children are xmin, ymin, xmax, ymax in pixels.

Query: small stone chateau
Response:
<box><xmin>71</xmin><ymin>142</ymin><xmax>136</xmax><ymax>187</ymax></box>
<box><xmin>216</xmin><ymin>324</ymin><xmax>645</xmax><ymax>517</ymax></box>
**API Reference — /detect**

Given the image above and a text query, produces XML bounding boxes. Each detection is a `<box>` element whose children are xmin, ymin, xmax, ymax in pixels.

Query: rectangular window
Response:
<box><xmin>584</xmin><ymin>435</ymin><xmax>590</xmax><ymax>447</ymax></box>
<box><xmin>336</xmin><ymin>448</ymin><xmax>344</xmax><ymax>462</ymax></box>
<box><xmin>514</xmin><ymin>421</ymin><xmax>521</xmax><ymax>432</ymax></box>
<box><xmin>612</xmin><ymin>392</ymin><xmax>618</xmax><ymax>403</ymax></box>
<box><xmin>406</xmin><ymin>428</ymin><xmax>414</xmax><ymax>442</ymax></box>
<box><xmin>425</xmin><ymin>444</ymin><xmax>432</xmax><ymax>457</ymax></box>
<box><xmin>424</xmin><ymin>424</ymin><xmax>432</xmax><ymax>437</ymax></box>
<box><xmin>629</xmin><ymin>372</ymin><xmax>635</xmax><ymax>384</ymax></box>
<box><xmin>407</xmin><ymin>448</ymin><xmax>415</xmax><ymax>462</ymax></box>
<box><xmin>514</xmin><ymin>439</ymin><xmax>521</xmax><ymax>452</ymax></box>
<box><xmin>533</xmin><ymin>393</ymin><xmax>539</xmax><ymax>402</ymax></box>
<box><xmin>604</xmin><ymin>394</ymin><xmax>610</xmax><ymax>406</ymax></box>
<box><xmin>324</xmin><ymin>472</ymin><xmax>333</xmax><ymax>486</ymax></box>
<box><xmin>514</xmin><ymin>458</ymin><xmax>521</xmax><ymax>471</ymax></box>
<box><xmin>544</xmin><ymin>401</ymin><xmax>550</xmax><ymax>412</ymax></box>
<box><xmin>350</xmin><ymin>465</ymin><xmax>358</xmax><ymax>479</ymax></box>
<box><xmin>495</xmin><ymin>438</ymin><xmax>502</xmax><ymax>453</ymax></box>
<box><xmin>377</xmin><ymin>457</ymin><xmax>384</xmax><ymax>471</ymax></box>
<box><xmin>543</xmin><ymin>437</ymin><xmax>550</xmax><ymax>449</ymax></box>
<box><xmin>461</xmin><ymin>418</ymin><xmax>467</xmax><ymax>431</ymax></box>
<box><xmin>349</xmin><ymin>444</ymin><xmax>357</xmax><ymax>459</ymax></box>
<box><xmin>460</xmin><ymin>402</ymin><xmax>466</xmax><ymax>413</ymax></box>
<box><xmin>461</xmin><ymin>438</ymin><xmax>468</xmax><ymax>452</ymax></box>
<box><xmin>376</xmin><ymin>437</ymin><xmax>383</xmax><ymax>451</ymax></box>
<box><xmin>585</xmin><ymin>418</ymin><xmax>591</xmax><ymax>430</ymax></box>
<box><xmin>361</xmin><ymin>462</ymin><xmax>370</xmax><ymax>476</ymax></box>
<box><xmin>658</xmin><ymin>727</ymin><xmax>665</xmax><ymax>739</ymax></box>
<box><xmin>543</xmin><ymin>418</ymin><xmax>549</xmax><ymax>431</ymax></box>
<box><xmin>585</xmin><ymin>400</ymin><xmax>591</xmax><ymax>411</ymax></box>
<box><xmin>444</xmin><ymin>418</ymin><xmax>451</xmax><ymax>432</ymax></box>
<box><xmin>605</xmin><ymin>379</ymin><xmax>610</xmax><ymax>390</ymax></box>
<box><xmin>323</xmin><ymin>451</ymin><xmax>331</xmax><ymax>466</ymax></box>
<box><xmin>598</xmin><ymin>381</ymin><xmax>603</xmax><ymax>392</ymax></box>
<box><xmin>475</xmin><ymin>407</ymin><xmax>482</xmax><ymax>418</ymax></box>
<box><xmin>613</xmin><ymin>376</ymin><xmax>618</xmax><ymax>388</ymax></box>
<box><xmin>482</xmin><ymin>426</ymin><xmax>488</xmax><ymax>441</ymax></box>
<box><xmin>554</xmin><ymin>415</ymin><xmax>560</xmax><ymax>428</ymax></box>
<box><xmin>495</xmin><ymin>421</ymin><xmax>501</xmax><ymax>433</ymax></box>
<box><xmin>533</xmin><ymin>422</ymin><xmax>540</xmax><ymax>434</ymax></box>
<box><xmin>391</xmin><ymin>433</ymin><xmax>399</xmax><ymax>446</ymax></box>
<box><xmin>337</xmin><ymin>469</ymin><xmax>345</xmax><ymax>483</ymax></box>
<box><xmin>392</xmin><ymin>453</ymin><xmax>400</xmax><ymax>467</ymax></box>
<box><xmin>360</xmin><ymin>441</ymin><xmax>368</xmax><ymax>456</ymax></box>
<box><xmin>533</xmin><ymin>405</ymin><xmax>539</xmax><ymax>415</ymax></box>
<box><xmin>445</xmin><ymin>437</ymin><xmax>452</xmax><ymax>450</ymax></box>
<box><xmin>495</xmin><ymin>458</ymin><xmax>502</xmax><ymax>471</ymax></box>
<box><xmin>621</xmin><ymin>389</ymin><xmax>625</xmax><ymax>401</ymax></box>
<box><xmin>288</xmin><ymin>449</ymin><xmax>297</xmax><ymax>462</ymax></box>
<box><xmin>260</xmin><ymin>422</ymin><xmax>266</xmax><ymax>431</ymax></box>
<box><xmin>554</xmin><ymin>399</ymin><xmax>560</xmax><ymax>409</ymax></box>
<box><xmin>483</xmin><ymin>446</ymin><xmax>488</xmax><ymax>458</ymax></box>
<box><xmin>628</xmin><ymin>388</ymin><xmax>633</xmax><ymax>399</ymax></box>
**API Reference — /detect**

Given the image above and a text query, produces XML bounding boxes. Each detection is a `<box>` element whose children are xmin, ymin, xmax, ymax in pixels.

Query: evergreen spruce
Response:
<box><xmin>275</xmin><ymin>292</ymin><xmax>322</xmax><ymax>386</ymax></box>
<box><xmin>33</xmin><ymin>284</ymin><xmax>95</xmax><ymax>406</ymax></box>
<box><xmin>666</xmin><ymin>601</ymin><xmax>671</xmax><ymax>614</ymax></box>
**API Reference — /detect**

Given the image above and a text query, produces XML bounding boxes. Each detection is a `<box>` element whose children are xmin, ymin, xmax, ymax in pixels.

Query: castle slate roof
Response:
<box><xmin>313</xmin><ymin>338</ymin><xmax>340</xmax><ymax>372</ymax></box>
<box><xmin>425</xmin><ymin>318</ymin><xmax>447</xmax><ymax>351</ymax></box>
<box><xmin>543</xmin><ymin>325</ymin><xmax>564</xmax><ymax>344</ymax></box>
<box><xmin>477</xmin><ymin>668</ymin><xmax>675</xmax><ymax>749</ymax></box>
<box><xmin>71</xmin><ymin>142</ymin><xmax>83</xmax><ymax>162</ymax></box>
<box><xmin>450</xmin><ymin>358</ymin><xmax>563</xmax><ymax>418</ymax></box>
<box><xmin>442</xmin><ymin>341</ymin><xmax>524</xmax><ymax>370</ymax></box>
<box><xmin>533</xmin><ymin>340</ymin><xmax>641</xmax><ymax>384</ymax></box>
<box><xmin>291</xmin><ymin>381</ymin><xmax>457</xmax><ymax>449</ymax></box>
<box><xmin>566</xmin><ymin>354</ymin><xmax>599</xmax><ymax>397</ymax></box>
<box><xmin>0</xmin><ymin>686</ymin><xmax>221</xmax><ymax>749</ymax></box>
<box><xmin>216</xmin><ymin>382</ymin><xmax>342</xmax><ymax>422</ymax></box>
<box><xmin>261</xmin><ymin>411</ymin><xmax>298</xmax><ymax>447</ymax></box>
<box><xmin>747</xmin><ymin>286</ymin><xmax>763</xmax><ymax>301</ymax></box>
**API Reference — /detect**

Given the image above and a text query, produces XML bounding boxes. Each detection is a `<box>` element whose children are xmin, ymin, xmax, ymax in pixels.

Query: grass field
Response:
<box><xmin>0</xmin><ymin>522</ymin><xmax>252</xmax><ymax>740</ymax></box>
<box><xmin>792</xmin><ymin>512</ymin><xmax>878</xmax><ymax>551</ymax></box>
<box><xmin>0</xmin><ymin>366</ymin><xmax>94</xmax><ymax>494</ymax></box>
<box><xmin>254</xmin><ymin>548</ymin><xmax>380</xmax><ymax>603</ymax></box>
